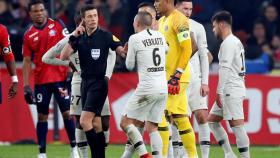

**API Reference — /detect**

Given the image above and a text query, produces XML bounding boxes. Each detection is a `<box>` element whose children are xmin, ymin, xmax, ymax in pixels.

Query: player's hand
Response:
<box><xmin>8</xmin><ymin>82</ymin><xmax>18</xmax><ymax>99</ymax></box>
<box><xmin>124</xmin><ymin>42</ymin><xmax>128</xmax><ymax>53</ymax></box>
<box><xmin>200</xmin><ymin>84</ymin><xmax>209</xmax><ymax>97</ymax></box>
<box><xmin>168</xmin><ymin>70</ymin><xmax>182</xmax><ymax>95</ymax></box>
<box><xmin>215</xmin><ymin>93</ymin><xmax>223</xmax><ymax>108</ymax></box>
<box><xmin>24</xmin><ymin>85</ymin><xmax>35</xmax><ymax>104</ymax></box>
<box><xmin>58</xmin><ymin>87</ymin><xmax>70</xmax><ymax>99</ymax></box>
<box><xmin>120</xmin><ymin>43</ymin><xmax>128</xmax><ymax>58</ymax></box>
<box><xmin>73</xmin><ymin>20</ymin><xmax>85</xmax><ymax>37</ymax></box>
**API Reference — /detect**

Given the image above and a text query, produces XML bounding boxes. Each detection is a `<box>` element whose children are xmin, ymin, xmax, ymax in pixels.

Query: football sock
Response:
<box><xmin>104</xmin><ymin>130</ymin><xmax>110</xmax><ymax>146</ymax></box>
<box><xmin>198</xmin><ymin>123</ymin><xmax>210</xmax><ymax>158</ymax></box>
<box><xmin>150</xmin><ymin>131</ymin><xmax>163</xmax><ymax>158</ymax></box>
<box><xmin>64</xmin><ymin>119</ymin><xmax>76</xmax><ymax>147</ymax></box>
<box><xmin>209</xmin><ymin>122</ymin><xmax>233</xmax><ymax>154</ymax></box>
<box><xmin>124</xmin><ymin>124</ymin><xmax>147</xmax><ymax>157</ymax></box>
<box><xmin>232</xmin><ymin>126</ymin><xmax>250</xmax><ymax>158</ymax></box>
<box><xmin>76</xmin><ymin>128</ymin><xmax>88</xmax><ymax>158</ymax></box>
<box><xmin>37</xmin><ymin>122</ymin><xmax>48</xmax><ymax>153</ymax></box>
<box><xmin>158</xmin><ymin>116</ymin><xmax>170</xmax><ymax>157</ymax></box>
<box><xmin>173</xmin><ymin>116</ymin><xmax>198</xmax><ymax>158</ymax></box>
<box><xmin>171</xmin><ymin>124</ymin><xmax>180</xmax><ymax>158</ymax></box>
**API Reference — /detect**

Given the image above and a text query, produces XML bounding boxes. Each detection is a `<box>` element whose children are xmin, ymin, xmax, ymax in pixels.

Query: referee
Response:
<box><xmin>61</xmin><ymin>4</ymin><xmax>126</xmax><ymax>158</ymax></box>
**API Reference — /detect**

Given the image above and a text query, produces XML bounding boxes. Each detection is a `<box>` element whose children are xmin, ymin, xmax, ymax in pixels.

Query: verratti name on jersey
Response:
<box><xmin>142</xmin><ymin>38</ymin><xmax>164</xmax><ymax>47</ymax></box>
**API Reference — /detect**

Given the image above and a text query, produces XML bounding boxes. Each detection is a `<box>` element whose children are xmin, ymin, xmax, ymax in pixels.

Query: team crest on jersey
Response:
<box><xmin>164</xmin><ymin>25</ymin><xmax>168</xmax><ymax>31</ymax></box>
<box><xmin>49</xmin><ymin>29</ymin><xmax>56</xmax><ymax>36</ymax></box>
<box><xmin>91</xmin><ymin>49</ymin><xmax>100</xmax><ymax>60</ymax></box>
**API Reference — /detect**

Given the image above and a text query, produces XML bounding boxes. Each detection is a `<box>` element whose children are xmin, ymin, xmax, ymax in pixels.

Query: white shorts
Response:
<box><xmin>122</xmin><ymin>93</ymin><xmax>167</xmax><ymax>123</ymax></box>
<box><xmin>101</xmin><ymin>97</ymin><xmax>111</xmax><ymax>116</ymax></box>
<box><xmin>187</xmin><ymin>80</ymin><xmax>208</xmax><ymax>112</ymax></box>
<box><xmin>70</xmin><ymin>82</ymin><xmax>111</xmax><ymax>116</ymax></box>
<box><xmin>70</xmin><ymin>82</ymin><xmax>82</xmax><ymax>115</ymax></box>
<box><xmin>209</xmin><ymin>95</ymin><xmax>245</xmax><ymax>120</ymax></box>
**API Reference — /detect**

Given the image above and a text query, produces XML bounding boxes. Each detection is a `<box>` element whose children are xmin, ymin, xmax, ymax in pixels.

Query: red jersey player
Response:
<box><xmin>22</xmin><ymin>1</ymin><xmax>78</xmax><ymax>158</ymax></box>
<box><xmin>0</xmin><ymin>24</ymin><xmax>18</xmax><ymax>101</ymax></box>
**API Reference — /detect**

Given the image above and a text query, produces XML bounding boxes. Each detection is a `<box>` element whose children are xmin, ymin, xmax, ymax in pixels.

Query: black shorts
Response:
<box><xmin>35</xmin><ymin>81</ymin><xmax>71</xmax><ymax>115</ymax></box>
<box><xmin>81</xmin><ymin>78</ymin><xmax>108</xmax><ymax>116</ymax></box>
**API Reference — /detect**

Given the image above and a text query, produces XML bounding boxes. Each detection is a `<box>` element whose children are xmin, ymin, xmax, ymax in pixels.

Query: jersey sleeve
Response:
<box><xmin>109</xmin><ymin>33</ymin><xmax>122</xmax><ymax>51</ymax></box>
<box><xmin>172</xmin><ymin>13</ymin><xmax>192</xmax><ymax>72</ymax></box>
<box><xmin>125</xmin><ymin>35</ymin><xmax>136</xmax><ymax>71</ymax></box>
<box><xmin>172</xmin><ymin>15</ymin><xmax>191</xmax><ymax>44</ymax></box>
<box><xmin>42</xmin><ymin>36</ymin><xmax>70</xmax><ymax>66</ymax></box>
<box><xmin>0</xmin><ymin>26</ymin><xmax>15</xmax><ymax>62</ymax></box>
<box><xmin>197</xmin><ymin>24</ymin><xmax>208</xmax><ymax>49</ymax></box>
<box><xmin>219</xmin><ymin>41</ymin><xmax>236</xmax><ymax>68</ymax></box>
<box><xmin>105</xmin><ymin>49</ymin><xmax>116</xmax><ymax>79</ymax></box>
<box><xmin>56</xmin><ymin>19</ymin><xmax>70</xmax><ymax>38</ymax></box>
<box><xmin>197</xmin><ymin>24</ymin><xmax>209</xmax><ymax>85</ymax></box>
<box><xmin>22</xmin><ymin>31</ymin><xmax>32</xmax><ymax>57</ymax></box>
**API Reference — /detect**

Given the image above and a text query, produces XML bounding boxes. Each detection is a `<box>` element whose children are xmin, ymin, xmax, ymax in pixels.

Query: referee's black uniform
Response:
<box><xmin>69</xmin><ymin>27</ymin><xmax>121</xmax><ymax>116</ymax></box>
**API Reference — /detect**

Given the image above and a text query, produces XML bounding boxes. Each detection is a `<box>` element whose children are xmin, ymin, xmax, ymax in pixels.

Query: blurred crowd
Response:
<box><xmin>1</xmin><ymin>0</ymin><xmax>280</xmax><ymax>74</ymax></box>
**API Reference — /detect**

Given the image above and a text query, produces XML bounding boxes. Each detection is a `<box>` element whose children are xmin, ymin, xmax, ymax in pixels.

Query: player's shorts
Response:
<box><xmin>70</xmin><ymin>82</ymin><xmax>82</xmax><ymax>115</ymax></box>
<box><xmin>123</xmin><ymin>93</ymin><xmax>167</xmax><ymax>123</ymax></box>
<box><xmin>35</xmin><ymin>81</ymin><xmax>71</xmax><ymax>115</ymax></box>
<box><xmin>70</xmin><ymin>81</ymin><xmax>111</xmax><ymax>116</ymax></box>
<box><xmin>101</xmin><ymin>96</ymin><xmax>111</xmax><ymax>116</ymax></box>
<box><xmin>166</xmin><ymin>82</ymin><xmax>189</xmax><ymax>115</ymax></box>
<box><xmin>187</xmin><ymin>80</ymin><xmax>208</xmax><ymax>112</ymax></box>
<box><xmin>210</xmin><ymin>95</ymin><xmax>245</xmax><ymax>120</ymax></box>
<box><xmin>81</xmin><ymin>78</ymin><xmax>108</xmax><ymax>116</ymax></box>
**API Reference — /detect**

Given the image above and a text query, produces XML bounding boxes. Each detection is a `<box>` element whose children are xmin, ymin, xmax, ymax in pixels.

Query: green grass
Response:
<box><xmin>0</xmin><ymin>144</ymin><xmax>279</xmax><ymax>158</ymax></box>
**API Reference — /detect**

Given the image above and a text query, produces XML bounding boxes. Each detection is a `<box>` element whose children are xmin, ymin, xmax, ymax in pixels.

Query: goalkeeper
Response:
<box><xmin>155</xmin><ymin>0</ymin><xmax>198</xmax><ymax>157</ymax></box>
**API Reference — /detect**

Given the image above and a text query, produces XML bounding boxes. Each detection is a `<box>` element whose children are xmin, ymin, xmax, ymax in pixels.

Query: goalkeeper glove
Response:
<box><xmin>168</xmin><ymin>70</ymin><xmax>182</xmax><ymax>95</ymax></box>
<box><xmin>24</xmin><ymin>85</ymin><xmax>35</xmax><ymax>104</ymax></box>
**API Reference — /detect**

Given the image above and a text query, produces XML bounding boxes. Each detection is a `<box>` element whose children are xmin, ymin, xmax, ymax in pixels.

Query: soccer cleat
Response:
<box><xmin>225</xmin><ymin>152</ymin><xmax>238</xmax><ymax>158</ymax></box>
<box><xmin>37</xmin><ymin>153</ymin><xmax>47</xmax><ymax>158</ymax></box>
<box><xmin>140</xmin><ymin>153</ymin><xmax>152</xmax><ymax>158</ymax></box>
<box><xmin>71</xmin><ymin>146</ymin><xmax>80</xmax><ymax>158</ymax></box>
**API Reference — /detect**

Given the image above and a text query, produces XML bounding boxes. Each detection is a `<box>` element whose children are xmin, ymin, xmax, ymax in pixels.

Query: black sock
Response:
<box><xmin>64</xmin><ymin>119</ymin><xmax>76</xmax><ymax>147</ymax></box>
<box><xmin>95</xmin><ymin>132</ymin><xmax>105</xmax><ymax>158</ymax></box>
<box><xmin>36</xmin><ymin>122</ymin><xmax>48</xmax><ymax>153</ymax></box>
<box><xmin>85</xmin><ymin>128</ymin><xmax>97</xmax><ymax>158</ymax></box>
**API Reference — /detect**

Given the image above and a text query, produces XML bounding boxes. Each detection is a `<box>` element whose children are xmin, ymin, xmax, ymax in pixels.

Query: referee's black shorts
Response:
<box><xmin>81</xmin><ymin>77</ymin><xmax>108</xmax><ymax>116</ymax></box>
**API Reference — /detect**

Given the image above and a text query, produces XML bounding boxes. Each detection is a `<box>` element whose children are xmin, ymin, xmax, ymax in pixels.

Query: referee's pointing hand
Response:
<box><xmin>74</xmin><ymin>20</ymin><xmax>85</xmax><ymax>37</ymax></box>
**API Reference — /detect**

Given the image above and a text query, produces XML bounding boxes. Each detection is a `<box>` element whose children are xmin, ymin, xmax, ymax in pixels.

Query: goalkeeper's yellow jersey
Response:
<box><xmin>158</xmin><ymin>9</ymin><xmax>191</xmax><ymax>83</ymax></box>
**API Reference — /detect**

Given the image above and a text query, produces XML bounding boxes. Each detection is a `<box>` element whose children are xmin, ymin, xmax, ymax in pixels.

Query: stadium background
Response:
<box><xmin>0</xmin><ymin>0</ymin><xmax>280</xmax><ymax>157</ymax></box>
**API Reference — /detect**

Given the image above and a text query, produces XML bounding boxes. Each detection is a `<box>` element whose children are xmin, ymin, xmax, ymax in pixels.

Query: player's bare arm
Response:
<box><xmin>6</xmin><ymin>60</ymin><xmax>18</xmax><ymax>99</ymax></box>
<box><xmin>23</xmin><ymin>56</ymin><xmax>32</xmax><ymax>87</ymax></box>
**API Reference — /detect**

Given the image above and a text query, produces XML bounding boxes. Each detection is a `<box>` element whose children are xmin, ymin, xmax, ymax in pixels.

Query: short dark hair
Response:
<box><xmin>28</xmin><ymin>0</ymin><xmax>45</xmax><ymax>11</ymax></box>
<box><xmin>80</xmin><ymin>4</ymin><xmax>97</xmax><ymax>18</ymax></box>
<box><xmin>211</xmin><ymin>10</ymin><xmax>232</xmax><ymax>26</ymax></box>
<box><xmin>175</xmin><ymin>0</ymin><xmax>192</xmax><ymax>5</ymax></box>
<box><xmin>138</xmin><ymin>2</ymin><xmax>156</xmax><ymax>11</ymax></box>
<box><xmin>74</xmin><ymin>12</ymin><xmax>82</xmax><ymax>26</ymax></box>
<box><xmin>136</xmin><ymin>11</ymin><xmax>153</xmax><ymax>27</ymax></box>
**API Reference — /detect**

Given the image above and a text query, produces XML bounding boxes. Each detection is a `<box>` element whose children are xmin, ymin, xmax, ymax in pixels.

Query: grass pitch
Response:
<box><xmin>0</xmin><ymin>144</ymin><xmax>279</xmax><ymax>158</ymax></box>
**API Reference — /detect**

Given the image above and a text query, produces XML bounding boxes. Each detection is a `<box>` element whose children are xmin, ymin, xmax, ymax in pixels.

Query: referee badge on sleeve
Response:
<box><xmin>91</xmin><ymin>49</ymin><xmax>100</xmax><ymax>60</ymax></box>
